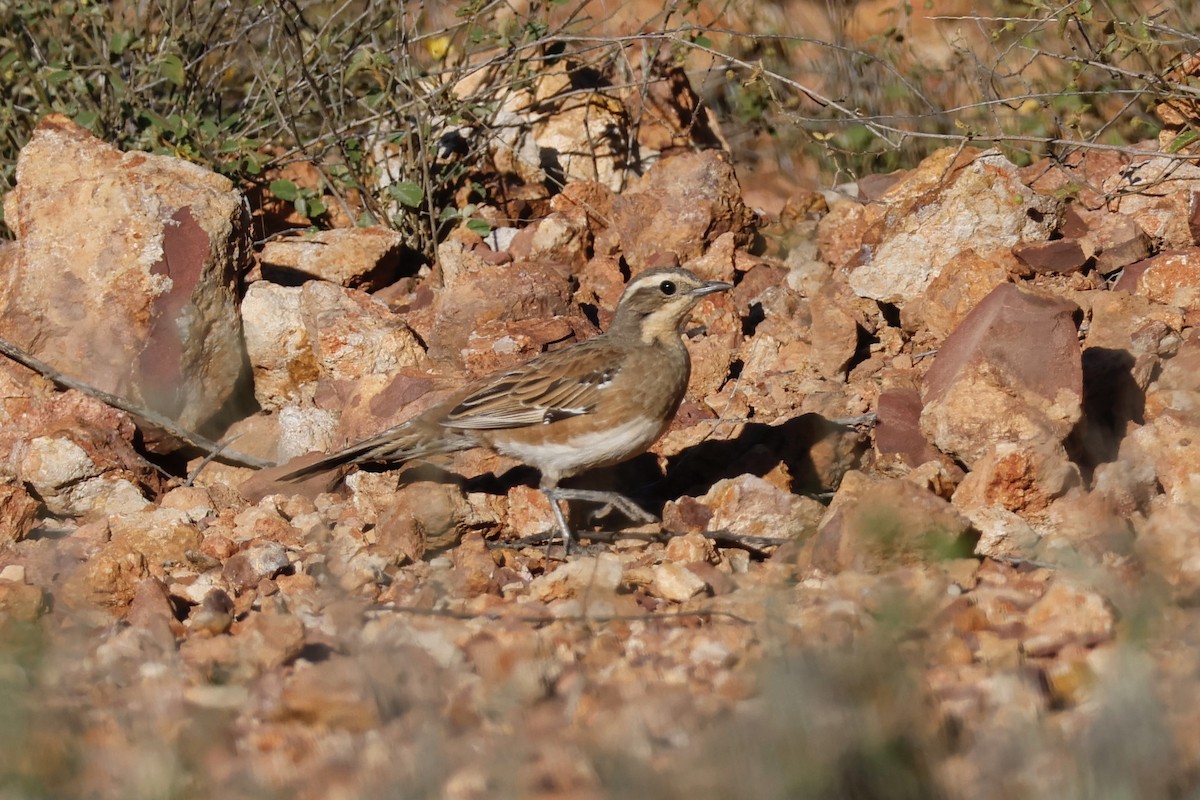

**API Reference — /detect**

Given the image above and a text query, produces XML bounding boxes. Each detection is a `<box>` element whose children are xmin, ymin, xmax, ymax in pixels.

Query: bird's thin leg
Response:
<box><xmin>541</xmin><ymin>486</ymin><xmax>577</xmax><ymax>555</ymax></box>
<box><xmin>545</xmin><ymin>488</ymin><xmax>658</xmax><ymax>524</ymax></box>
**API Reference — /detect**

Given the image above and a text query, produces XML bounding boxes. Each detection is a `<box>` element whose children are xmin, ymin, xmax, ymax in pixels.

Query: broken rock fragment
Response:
<box><xmin>920</xmin><ymin>283</ymin><xmax>1082</xmax><ymax>466</ymax></box>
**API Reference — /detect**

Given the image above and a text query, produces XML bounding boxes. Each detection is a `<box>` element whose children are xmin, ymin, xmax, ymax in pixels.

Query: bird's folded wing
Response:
<box><xmin>442</xmin><ymin>347</ymin><xmax>618</xmax><ymax>430</ymax></box>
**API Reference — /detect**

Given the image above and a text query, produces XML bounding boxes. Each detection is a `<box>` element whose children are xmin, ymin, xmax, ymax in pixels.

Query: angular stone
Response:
<box><xmin>1060</xmin><ymin>205</ymin><xmax>1150</xmax><ymax>275</ymax></box>
<box><xmin>810</xmin><ymin>471</ymin><xmax>975</xmax><ymax>573</ymax></box>
<box><xmin>921</xmin><ymin>283</ymin><xmax>1082</xmax><ymax>466</ymax></box>
<box><xmin>874</xmin><ymin>388</ymin><xmax>941</xmax><ymax>467</ymax></box>
<box><xmin>908</xmin><ymin>248</ymin><xmax>1014</xmax><ymax>341</ymax></box>
<box><xmin>1116</xmin><ymin>248</ymin><xmax>1200</xmax><ymax>310</ymax></box>
<box><xmin>692</xmin><ymin>474</ymin><xmax>825</xmax><ymax>540</ymax></box>
<box><xmin>1137</xmin><ymin>500</ymin><xmax>1200</xmax><ymax>602</ymax></box>
<box><xmin>259</xmin><ymin>227</ymin><xmax>409</xmax><ymax>290</ymax></box>
<box><xmin>223</xmin><ymin>541</ymin><xmax>291</xmax><ymax>593</ymax></box>
<box><xmin>528</xmin><ymin>553</ymin><xmax>622</xmax><ymax>602</ymax></box>
<box><xmin>849</xmin><ymin>150</ymin><xmax>1061</xmax><ymax>304</ymax></box>
<box><xmin>0</xmin><ymin>115</ymin><xmax>250</xmax><ymax>434</ymax></box>
<box><xmin>651</xmin><ymin>562</ymin><xmax>708</xmax><ymax>602</ymax></box>
<box><xmin>610</xmin><ymin>150</ymin><xmax>756</xmax><ymax>270</ymax></box>
<box><xmin>1022</xmin><ymin>580</ymin><xmax>1115</xmax><ymax>656</ymax></box>
<box><xmin>1103</xmin><ymin>155</ymin><xmax>1200</xmax><ymax>248</ymax></box>
<box><xmin>1011</xmin><ymin>238</ymin><xmax>1092</xmax><ymax>275</ymax></box>
<box><xmin>951</xmin><ymin>441</ymin><xmax>1081</xmax><ymax>519</ymax></box>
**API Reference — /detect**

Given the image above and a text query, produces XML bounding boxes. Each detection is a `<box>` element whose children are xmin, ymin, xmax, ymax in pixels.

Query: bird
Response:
<box><xmin>277</xmin><ymin>266</ymin><xmax>733</xmax><ymax>551</ymax></box>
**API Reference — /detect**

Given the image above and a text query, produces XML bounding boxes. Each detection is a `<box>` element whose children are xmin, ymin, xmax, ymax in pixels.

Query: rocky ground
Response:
<box><xmin>1</xmin><ymin>64</ymin><xmax>1200</xmax><ymax>798</ymax></box>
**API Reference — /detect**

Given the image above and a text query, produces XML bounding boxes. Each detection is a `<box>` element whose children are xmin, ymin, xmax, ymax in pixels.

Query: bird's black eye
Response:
<box><xmin>660</xmin><ymin>280</ymin><xmax>677</xmax><ymax>296</ymax></box>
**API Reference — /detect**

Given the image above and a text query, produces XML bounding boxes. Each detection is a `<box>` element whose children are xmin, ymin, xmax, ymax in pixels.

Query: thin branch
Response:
<box><xmin>0</xmin><ymin>335</ymin><xmax>271</xmax><ymax>470</ymax></box>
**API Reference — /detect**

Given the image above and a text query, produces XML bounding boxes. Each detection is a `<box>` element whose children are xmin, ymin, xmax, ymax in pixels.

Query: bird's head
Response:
<box><xmin>608</xmin><ymin>267</ymin><xmax>733</xmax><ymax>344</ymax></box>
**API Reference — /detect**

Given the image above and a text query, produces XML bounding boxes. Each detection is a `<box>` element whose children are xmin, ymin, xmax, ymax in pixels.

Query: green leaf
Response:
<box><xmin>389</xmin><ymin>181</ymin><xmax>424</xmax><ymax>208</ymax></box>
<box><xmin>294</xmin><ymin>196</ymin><xmax>308</xmax><ymax>219</ymax></box>
<box><xmin>269</xmin><ymin>179</ymin><xmax>299</xmax><ymax>201</ymax></box>
<box><xmin>157</xmin><ymin>53</ymin><xmax>185</xmax><ymax>88</ymax></box>
<box><xmin>109</xmin><ymin>30</ymin><xmax>134</xmax><ymax>55</ymax></box>
<box><xmin>465</xmin><ymin>218</ymin><xmax>492</xmax><ymax>236</ymax></box>
<box><xmin>73</xmin><ymin>110</ymin><xmax>98</xmax><ymax>130</ymax></box>
<box><xmin>1167</xmin><ymin>130</ymin><xmax>1200</xmax><ymax>154</ymax></box>
<box><xmin>307</xmin><ymin>197</ymin><xmax>327</xmax><ymax>217</ymax></box>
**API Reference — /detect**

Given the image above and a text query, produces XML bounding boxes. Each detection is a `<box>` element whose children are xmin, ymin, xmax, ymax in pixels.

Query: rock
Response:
<box><xmin>188</xmin><ymin>588</ymin><xmax>235</xmax><ymax>637</ymax></box>
<box><xmin>0</xmin><ymin>482</ymin><xmax>38</xmax><ymax>542</ymax></box>
<box><xmin>962</xmin><ymin>505</ymin><xmax>1041</xmax><ymax>560</ymax></box>
<box><xmin>241</xmin><ymin>283</ymin><xmax>314</xmax><ymax>410</ymax></box>
<box><xmin>808</xmin><ymin>279</ymin><xmax>862</xmax><ymax>379</ymax></box>
<box><xmin>1102</xmin><ymin>154</ymin><xmax>1200</xmax><ymax>248</ymax></box>
<box><xmin>690</xmin><ymin>474</ymin><xmax>825</xmax><ymax>540</ymax></box>
<box><xmin>907</xmin><ymin>248</ymin><xmax>1014</xmax><ymax>341</ymax></box>
<box><xmin>1060</xmin><ymin>205</ymin><xmax>1151</xmax><ymax>275</ymax></box>
<box><xmin>1022</xmin><ymin>580</ymin><xmax>1115</xmax><ymax>656</ymax></box>
<box><xmin>299</xmin><ymin>280</ymin><xmax>426</xmax><ymax>386</ymax></box>
<box><xmin>1119</xmin><ymin>412</ymin><xmax>1200</xmax><ymax>506</ymax></box>
<box><xmin>19</xmin><ymin>434</ymin><xmax>150</xmax><ymax>517</ymax></box>
<box><xmin>372</xmin><ymin>480</ymin><xmax>477</xmax><ymax>563</ymax></box>
<box><xmin>874</xmin><ymin>388</ymin><xmax>942</xmax><ymax>467</ymax></box>
<box><xmin>1011</xmin><ymin>238</ymin><xmax>1093</xmax><ymax>275</ymax></box>
<box><xmin>663</xmin><ymin>532</ymin><xmax>717</xmax><ymax>564</ymax></box>
<box><xmin>609</xmin><ymin>150</ymin><xmax>756</xmax><ymax>270</ymax></box>
<box><xmin>415</xmin><ymin>238</ymin><xmax>576</xmax><ymax>363</ymax></box>
<box><xmin>951</xmin><ymin>441</ymin><xmax>1081</xmax><ymax>519</ymax></box>
<box><xmin>1116</xmin><ymin>248</ymin><xmax>1200</xmax><ymax>310</ymax></box>
<box><xmin>1137</xmin><ymin>500</ymin><xmax>1200</xmax><ymax>602</ymax></box>
<box><xmin>223</xmin><ymin>541</ymin><xmax>291</xmax><ymax>594</ymax></box>
<box><xmin>528</xmin><ymin>553</ymin><xmax>622</xmax><ymax>602</ymax></box>
<box><xmin>243</xmin><ymin>280</ymin><xmax>426</xmax><ymax>412</ymax></box>
<box><xmin>0</xmin><ymin>115</ymin><xmax>250</xmax><ymax>436</ymax></box>
<box><xmin>259</xmin><ymin>227</ymin><xmax>409</xmax><ymax>289</ymax></box>
<box><xmin>0</xmin><ymin>580</ymin><xmax>45</xmax><ymax>622</ymax></box>
<box><xmin>848</xmin><ymin>149</ymin><xmax>1061</xmax><ymax>304</ymax></box>
<box><xmin>651</xmin><ymin>562</ymin><xmax>708</xmax><ymax>602</ymax></box>
<box><xmin>921</xmin><ymin>283</ymin><xmax>1082</xmax><ymax>466</ymax></box>
<box><xmin>275</xmin><ymin>657</ymin><xmax>386</xmax><ymax>731</ymax></box>
<box><xmin>810</xmin><ymin>471</ymin><xmax>975</xmax><ymax>573</ymax></box>
<box><xmin>59</xmin><ymin>508</ymin><xmax>203</xmax><ymax>610</ymax></box>
<box><xmin>816</xmin><ymin>200</ymin><xmax>870</xmax><ymax>269</ymax></box>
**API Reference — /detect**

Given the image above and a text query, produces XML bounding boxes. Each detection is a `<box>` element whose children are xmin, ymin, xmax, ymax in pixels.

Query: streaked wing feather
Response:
<box><xmin>442</xmin><ymin>342</ymin><xmax>618</xmax><ymax>430</ymax></box>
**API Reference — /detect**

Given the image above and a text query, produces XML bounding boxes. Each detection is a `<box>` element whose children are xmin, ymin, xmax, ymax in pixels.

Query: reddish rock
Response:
<box><xmin>0</xmin><ymin>115</ymin><xmax>250</xmax><ymax>436</ymax></box>
<box><xmin>816</xmin><ymin>200</ymin><xmax>870</xmax><ymax>269</ymax></box>
<box><xmin>259</xmin><ymin>227</ymin><xmax>409</xmax><ymax>289</ymax></box>
<box><xmin>1011</xmin><ymin>238</ymin><xmax>1093</xmax><ymax>275</ymax></box>
<box><xmin>1104</xmin><ymin>155</ymin><xmax>1200</xmax><ymax>248</ymax></box>
<box><xmin>1022</xmin><ymin>580</ymin><xmax>1115</xmax><ymax>657</ymax></box>
<box><xmin>223</xmin><ymin>542</ymin><xmax>291</xmax><ymax>594</ymax></box>
<box><xmin>651</xmin><ymin>562</ymin><xmax>709</xmax><ymax>602</ymax></box>
<box><xmin>1116</xmin><ymin>248</ymin><xmax>1200</xmax><ymax>310</ymax></box>
<box><xmin>1060</xmin><ymin>205</ymin><xmax>1150</xmax><ymax>275</ymax></box>
<box><xmin>690</xmin><ymin>474</ymin><xmax>825</xmax><ymax>541</ymax></box>
<box><xmin>417</xmin><ymin>238</ymin><xmax>576</xmax><ymax>363</ymax></box>
<box><xmin>809</xmin><ymin>471</ymin><xmax>975</xmax><ymax>573</ymax></box>
<box><xmin>609</xmin><ymin>150</ymin><xmax>756</xmax><ymax>270</ymax></box>
<box><xmin>907</xmin><ymin>248</ymin><xmax>1014</xmax><ymax>341</ymax></box>
<box><xmin>0</xmin><ymin>482</ymin><xmax>38</xmax><ymax>542</ymax></box>
<box><xmin>372</xmin><ymin>480</ymin><xmax>474</xmax><ymax>564</ymax></box>
<box><xmin>921</xmin><ymin>283</ymin><xmax>1082</xmax><ymax>466</ymax></box>
<box><xmin>849</xmin><ymin>149</ymin><xmax>1061</xmax><ymax>304</ymax></box>
<box><xmin>808</xmin><ymin>279</ymin><xmax>862</xmax><ymax>379</ymax></box>
<box><xmin>952</xmin><ymin>441</ymin><xmax>1081</xmax><ymax>518</ymax></box>
<box><xmin>1137</xmin><ymin>500</ymin><xmax>1200</xmax><ymax>602</ymax></box>
<box><xmin>874</xmin><ymin>388</ymin><xmax>942</xmax><ymax>467</ymax></box>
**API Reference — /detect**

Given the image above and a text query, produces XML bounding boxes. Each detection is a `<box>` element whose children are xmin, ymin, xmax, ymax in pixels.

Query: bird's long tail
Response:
<box><xmin>277</xmin><ymin>418</ymin><xmax>475</xmax><ymax>481</ymax></box>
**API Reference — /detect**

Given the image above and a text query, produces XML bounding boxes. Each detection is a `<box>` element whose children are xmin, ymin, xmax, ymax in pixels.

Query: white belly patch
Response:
<box><xmin>495</xmin><ymin>415</ymin><xmax>664</xmax><ymax>478</ymax></box>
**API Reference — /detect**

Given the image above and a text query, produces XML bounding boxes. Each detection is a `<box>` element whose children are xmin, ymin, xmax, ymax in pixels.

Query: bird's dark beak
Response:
<box><xmin>691</xmin><ymin>280</ymin><xmax>733</xmax><ymax>297</ymax></box>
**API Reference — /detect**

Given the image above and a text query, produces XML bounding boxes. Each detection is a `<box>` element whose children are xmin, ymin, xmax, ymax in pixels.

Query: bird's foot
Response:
<box><xmin>541</xmin><ymin>487</ymin><xmax>658</xmax><ymax>555</ymax></box>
